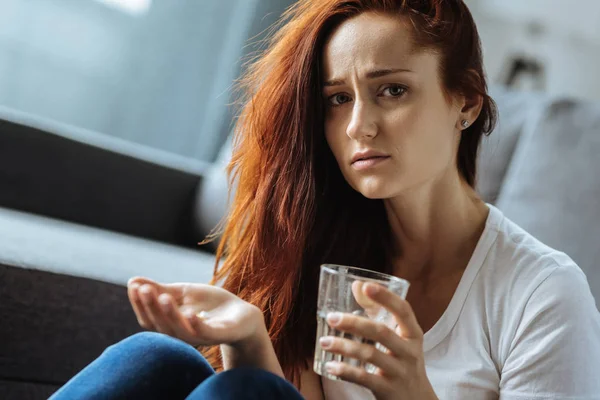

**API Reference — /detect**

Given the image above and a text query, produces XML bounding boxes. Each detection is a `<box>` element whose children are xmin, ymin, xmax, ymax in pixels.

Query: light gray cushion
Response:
<box><xmin>476</xmin><ymin>88</ymin><xmax>546</xmax><ymax>204</ymax></box>
<box><xmin>193</xmin><ymin>135</ymin><xmax>233</xmax><ymax>250</ymax></box>
<box><xmin>496</xmin><ymin>98</ymin><xmax>600</xmax><ymax>305</ymax></box>
<box><xmin>0</xmin><ymin>206</ymin><xmax>215</xmax><ymax>285</ymax></box>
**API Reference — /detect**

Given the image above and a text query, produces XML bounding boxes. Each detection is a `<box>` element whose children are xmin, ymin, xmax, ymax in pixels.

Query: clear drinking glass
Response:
<box><xmin>313</xmin><ymin>264</ymin><xmax>410</xmax><ymax>380</ymax></box>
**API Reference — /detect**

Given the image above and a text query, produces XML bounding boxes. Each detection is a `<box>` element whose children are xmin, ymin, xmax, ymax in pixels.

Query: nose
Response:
<box><xmin>346</xmin><ymin>101</ymin><xmax>378</xmax><ymax>140</ymax></box>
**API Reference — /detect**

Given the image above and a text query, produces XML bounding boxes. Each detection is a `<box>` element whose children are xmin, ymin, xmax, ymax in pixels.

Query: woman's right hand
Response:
<box><xmin>127</xmin><ymin>276</ymin><xmax>265</xmax><ymax>349</ymax></box>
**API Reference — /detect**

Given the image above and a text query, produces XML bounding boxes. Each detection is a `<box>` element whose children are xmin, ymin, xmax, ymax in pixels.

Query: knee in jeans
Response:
<box><xmin>108</xmin><ymin>332</ymin><xmax>210</xmax><ymax>372</ymax></box>
<box><xmin>212</xmin><ymin>367</ymin><xmax>295</xmax><ymax>394</ymax></box>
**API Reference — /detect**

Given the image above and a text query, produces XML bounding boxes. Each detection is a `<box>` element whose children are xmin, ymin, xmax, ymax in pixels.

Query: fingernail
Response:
<box><xmin>158</xmin><ymin>294</ymin><xmax>170</xmax><ymax>306</ymax></box>
<box><xmin>325</xmin><ymin>362</ymin><xmax>339</xmax><ymax>374</ymax></box>
<box><xmin>319</xmin><ymin>337</ymin><xmax>333</xmax><ymax>349</ymax></box>
<box><xmin>327</xmin><ymin>312</ymin><xmax>342</xmax><ymax>326</ymax></box>
<box><xmin>184</xmin><ymin>311</ymin><xmax>196</xmax><ymax>320</ymax></box>
<box><xmin>140</xmin><ymin>285</ymin><xmax>152</xmax><ymax>295</ymax></box>
<box><xmin>365</xmin><ymin>283</ymin><xmax>380</xmax><ymax>296</ymax></box>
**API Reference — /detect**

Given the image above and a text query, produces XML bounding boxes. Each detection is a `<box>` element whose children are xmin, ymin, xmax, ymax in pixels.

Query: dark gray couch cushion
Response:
<box><xmin>496</xmin><ymin>99</ymin><xmax>600</xmax><ymax>306</ymax></box>
<box><xmin>0</xmin><ymin>107</ymin><xmax>209</xmax><ymax>247</ymax></box>
<box><xmin>0</xmin><ymin>379</ymin><xmax>60</xmax><ymax>400</ymax></box>
<box><xmin>0</xmin><ymin>264</ymin><xmax>141</xmax><ymax>388</ymax></box>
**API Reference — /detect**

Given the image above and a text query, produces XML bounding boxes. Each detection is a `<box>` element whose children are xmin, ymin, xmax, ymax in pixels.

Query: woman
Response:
<box><xmin>51</xmin><ymin>0</ymin><xmax>600</xmax><ymax>399</ymax></box>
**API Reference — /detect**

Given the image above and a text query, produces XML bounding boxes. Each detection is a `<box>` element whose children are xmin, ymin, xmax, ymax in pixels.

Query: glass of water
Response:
<box><xmin>313</xmin><ymin>264</ymin><xmax>410</xmax><ymax>380</ymax></box>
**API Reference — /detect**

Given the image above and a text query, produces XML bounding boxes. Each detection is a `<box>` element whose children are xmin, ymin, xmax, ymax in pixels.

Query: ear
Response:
<box><xmin>456</xmin><ymin>92</ymin><xmax>483</xmax><ymax>131</ymax></box>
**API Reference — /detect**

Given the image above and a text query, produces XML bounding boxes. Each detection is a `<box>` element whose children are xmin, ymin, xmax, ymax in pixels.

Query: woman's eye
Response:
<box><xmin>381</xmin><ymin>85</ymin><xmax>407</xmax><ymax>97</ymax></box>
<box><xmin>328</xmin><ymin>93</ymin><xmax>351</xmax><ymax>106</ymax></box>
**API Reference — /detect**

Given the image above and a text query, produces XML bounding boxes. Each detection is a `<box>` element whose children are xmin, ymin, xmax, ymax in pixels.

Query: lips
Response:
<box><xmin>350</xmin><ymin>151</ymin><xmax>391</xmax><ymax>171</ymax></box>
<box><xmin>353</xmin><ymin>155</ymin><xmax>388</xmax><ymax>163</ymax></box>
<box><xmin>350</xmin><ymin>150</ymin><xmax>390</xmax><ymax>165</ymax></box>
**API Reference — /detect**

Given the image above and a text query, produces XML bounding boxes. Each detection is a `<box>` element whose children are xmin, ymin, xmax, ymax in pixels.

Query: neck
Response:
<box><xmin>383</xmin><ymin>168</ymin><xmax>489</xmax><ymax>283</ymax></box>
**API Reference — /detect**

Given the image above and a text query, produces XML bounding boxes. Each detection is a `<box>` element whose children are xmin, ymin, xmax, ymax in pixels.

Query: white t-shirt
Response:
<box><xmin>322</xmin><ymin>204</ymin><xmax>600</xmax><ymax>399</ymax></box>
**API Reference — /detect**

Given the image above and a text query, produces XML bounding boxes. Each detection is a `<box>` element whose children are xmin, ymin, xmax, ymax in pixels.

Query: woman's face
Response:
<box><xmin>322</xmin><ymin>12</ymin><xmax>463</xmax><ymax>199</ymax></box>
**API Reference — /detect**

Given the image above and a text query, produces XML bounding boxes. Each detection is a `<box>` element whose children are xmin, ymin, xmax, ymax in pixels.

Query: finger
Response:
<box><xmin>157</xmin><ymin>293</ymin><xmax>197</xmax><ymax>339</ymax></box>
<box><xmin>128</xmin><ymin>277</ymin><xmax>184</xmax><ymax>300</ymax></box>
<box><xmin>319</xmin><ymin>336</ymin><xmax>399</xmax><ymax>375</ymax></box>
<box><xmin>324</xmin><ymin>361</ymin><xmax>387</xmax><ymax>394</ymax></box>
<box><xmin>326</xmin><ymin>312</ymin><xmax>413</xmax><ymax>359</ymax></box>
<box><xmin>138</xmin><ymin>284</ymin><xmax>176</xmax><ymax>336</ymax></box>
<box><xmin>127</xmin><ymin>282</ymin><xmax>154</xmax><ymax>330</ymax></box>
<box><xmin>364</xmin><ymin>283</ymin><xmax>423</xmax><ymax>339</ymax></box>
<box><xmin>128</xmin><ymin>276</ymin><xmax>157</xmax><ymax>287</ymax></box>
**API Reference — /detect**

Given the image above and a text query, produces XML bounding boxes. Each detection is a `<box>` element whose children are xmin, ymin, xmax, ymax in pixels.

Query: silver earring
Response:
<box><xmin>461</xmin><ymin>120</ymin><xmax>470</xmax><ymax>128</ymax></box>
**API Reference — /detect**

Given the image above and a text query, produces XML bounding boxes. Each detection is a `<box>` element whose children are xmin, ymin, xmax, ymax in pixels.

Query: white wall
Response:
<box><xmin>467</xmin><ymin>0</ymin><xmax>600</xmax><ymax>102</ymax></box>
<box><xmin>0</xmin><ymin>0</ymin><xmax>292</xmax><ymax>161</ymax></box>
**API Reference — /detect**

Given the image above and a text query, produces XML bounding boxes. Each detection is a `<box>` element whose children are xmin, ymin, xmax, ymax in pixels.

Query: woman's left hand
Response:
<box><xmin>319</xmin><ymin>282</ymin><xmax>439</xmax><ymax>400</ymax></box>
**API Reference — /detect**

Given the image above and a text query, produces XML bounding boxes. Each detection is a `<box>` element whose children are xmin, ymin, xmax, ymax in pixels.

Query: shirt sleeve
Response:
<box><xmin>499</xmin><ymin>263</ymin><xmax>600</xmax><ymax>400</ymax></box>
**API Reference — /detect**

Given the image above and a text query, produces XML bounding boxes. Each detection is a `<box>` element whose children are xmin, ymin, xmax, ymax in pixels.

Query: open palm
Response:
<box><xmin>127</xmin><ymin>277</ymin><xmax>263</xmax><ymax>348</ymax></box>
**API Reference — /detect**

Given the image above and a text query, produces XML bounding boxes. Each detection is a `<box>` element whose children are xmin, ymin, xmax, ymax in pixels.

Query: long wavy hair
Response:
<box><xmin>203</xmin><ymin>0</ymin><xmax>497</xmax><ymax>386</ymax></box>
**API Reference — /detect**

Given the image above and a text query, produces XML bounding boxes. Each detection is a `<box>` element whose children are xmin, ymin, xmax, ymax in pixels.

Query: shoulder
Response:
<box><xmin>478</xmin><ymin>208</ymin><xmax>600</xmax><ymax>396</ymax></box>
<box><xmin>481</xmin><ymin>204</ymin><xmax>589</xmax><ymax>302</ymax></box>
<box><xmin>497</xmin><ymin>257</ymin><xmax>600</xmax><ymax>397</ymax></box>
<box><xmin>480</xmin><ymin>206</ymin><xmax>600</xmax><ymax>365</ymax></box>
<box><xmin>493</xmin><ymin>238</ymin><xmax>600</xmax><ymax>396</ymax></box>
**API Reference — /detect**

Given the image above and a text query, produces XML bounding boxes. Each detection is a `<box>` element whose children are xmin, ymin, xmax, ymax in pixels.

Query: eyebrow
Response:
<box><xmin>323</xmin><ymin>68</ymin><xmax>414</xmax><ymax>87</ymax></box>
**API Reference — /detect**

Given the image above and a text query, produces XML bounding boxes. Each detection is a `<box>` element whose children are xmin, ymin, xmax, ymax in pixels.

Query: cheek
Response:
<box><xmin>400</xmin><ymin>104</ymin><xmax>454</xmax><ymax>148</ymax></box>
<box><xmin>383</xmin><ymin>109</ymin><xmax>421</xmax><ymax>155</ymax></box>
<box><xmin>385</xmin><ymin>107</ymin><xmax>456</xmax><ymax>177</ymax></box>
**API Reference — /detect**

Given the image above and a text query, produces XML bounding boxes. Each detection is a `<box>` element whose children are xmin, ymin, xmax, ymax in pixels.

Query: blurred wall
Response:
<box><xmin>467</xmin><ymin>0</ymin><xmax>600</xmax><ymax>101</ymax></box>
<box><xmin>0</xmin><ymin>0</ymin><xmax>295</xmax><ymax>162</ymax></box>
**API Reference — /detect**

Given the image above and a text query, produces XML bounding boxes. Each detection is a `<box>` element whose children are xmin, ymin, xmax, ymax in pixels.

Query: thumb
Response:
<box><xmin>352</xmin><ymin>280</ymin><xmax>379</xmax><ymax>310</ymax></box>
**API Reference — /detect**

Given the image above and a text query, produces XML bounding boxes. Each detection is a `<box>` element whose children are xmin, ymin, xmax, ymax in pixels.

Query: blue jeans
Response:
<box><xmin>50</xmin><ymin>332</ymin><xmax>305</xmax><ymax>400</ymax></box>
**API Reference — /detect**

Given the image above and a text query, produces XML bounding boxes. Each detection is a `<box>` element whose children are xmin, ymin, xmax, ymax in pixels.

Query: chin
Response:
<box><xmin>353</xmin><ymin>178</ymin><xmax>397</xmax><ymax>200</ymax></box>
<box><xmin>360</xmin><ymin>191</ymin><xmax>387</xmax><ymax>200</ymax></box>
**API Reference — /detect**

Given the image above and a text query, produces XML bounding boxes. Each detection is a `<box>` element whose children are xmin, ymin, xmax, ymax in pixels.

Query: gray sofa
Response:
<box><xmin>0</xmin><ymin>109</ymin><xmax>222</xmax><ymax>399</ymax></box>
<box><xmin>1</xmin><ymin>87</ymin><xmax>599</xmax><ymax>399</ymax></box>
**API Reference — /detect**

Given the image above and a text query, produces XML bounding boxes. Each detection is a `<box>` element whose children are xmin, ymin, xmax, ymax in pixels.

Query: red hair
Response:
<box><xmin>203</xmin><ymin>0</ymin><xmax>497</xmax><ymax>386</ymax></box>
